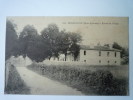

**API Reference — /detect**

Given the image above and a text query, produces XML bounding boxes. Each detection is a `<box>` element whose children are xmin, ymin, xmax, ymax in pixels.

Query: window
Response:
<box><xmin>115</xmin><ymin>61</ymin><xmax>117</xmax><ymax>63</ymax></box>
<box><xmin>107</xmin><ymin>52</ymin><xmax>110</xmax><ymax>57</ymax></box>
<box><xmin>84</xmin><ymin>60</ymin><xmax>86</xmax><ymax>62</ymax></box>
<box><xmin>108</xmin><ymin>60</ymin><xmax>110</xmax><ymax>63</ymax></box>
<box><xmin>115</xmin><ymin>52</ymin><xmax>117</xmax><ymax>57</ymax></box>
<box><xmin>99</xmin><ymin>51</ymin><xmax>101</xmax><ymax>56</ymax></box>
<box><xmin>99</xmin><ymin>60</ymin><xmax>101</xmax><ymax>63</ymax></box>
<box><xmin>84</xmin><ymin>51</ymin><xmax>86</xmax><ymax>55</ymax></box>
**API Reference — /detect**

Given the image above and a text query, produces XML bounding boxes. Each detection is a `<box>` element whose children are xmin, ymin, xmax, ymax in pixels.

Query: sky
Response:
<box><xmin>8</xmin><ymin>17</ymin><xmax>128</xmax><ymax>47</ymax></box>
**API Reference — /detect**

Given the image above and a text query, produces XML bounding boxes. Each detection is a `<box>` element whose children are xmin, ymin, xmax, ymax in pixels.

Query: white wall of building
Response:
<box><xmin>79</xmin><ymin>50</ymin><xmax>121</xmax><ymax>65</ymax></box>
<box><xmin>66</xmin><ymin>54</ymin><xmax>74</xmax><ymax>61</ymax></box>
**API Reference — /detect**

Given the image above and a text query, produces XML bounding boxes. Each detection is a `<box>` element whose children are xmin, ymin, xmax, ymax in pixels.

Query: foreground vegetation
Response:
<box><xmin>27</xmin><ymin>62</ymin><xmax>128</xmax><ymax>95</ymax></box>
<box><xmin>5</xmin><ymin>65</ymin><xmax>30</xmax><ymax>94</ymax></box>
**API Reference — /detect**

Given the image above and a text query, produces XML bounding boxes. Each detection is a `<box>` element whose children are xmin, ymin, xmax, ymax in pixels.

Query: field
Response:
<box><xmin>27</xmin><ymin>61</ymin><xmax>129</xmax><ymax>95</ymax></box>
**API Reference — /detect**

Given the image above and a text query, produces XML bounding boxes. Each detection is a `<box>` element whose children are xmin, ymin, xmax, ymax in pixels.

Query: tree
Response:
<box><xmin>41</xmin><ymin>24</ymin><xmax>60</xmax><ymax>59</ymax></box>
<box><xmin>112</xmin><ymin>42</ymin><xmax>125</xmax><ymax>57</ymax></box>
<box><xmin>69</xmin><ymin>32</ymin><xmax>82</xmax><ymax>44</ymax></box>
<box><xmin>6</xmin><ymin>20</ymin><xmax>18</xmax><ymax>60</ymax></box>
<box><xmin>27</xmin><ymin>35</ymin><xmax>51</xmax><ymax>62</ymax></box>
<box><xmin>41</xmin><ymin>24</ymin><xmax>82</xmax><ymax>61</ymax></box>
<box><xmin>18</xmin><ymin>25</ymin><xmax>52</xmax><ymax>62</ymax></box>
<box><xmin>55</xmin><ymin>31</ymin><xmax>82</xmax><ymax>61</ymax></box>
<box><xmin>112</xmin><ymin>42</ymin><xmax>129</xmax><ymax>64</ymax></box>
<box><xmin>69</xmin><ymin>44</ymin><xmax>80</xmax><ymax>61</ymax></box>
<box><xmin>112</xmin><ymin>42</ymin><xmax>122</xmax><ymax>50</ymax></box>
<box><xmin>56</xmin><ymin>30</ymin><xmax>71</xmax><ymax>60</ymax></box>
<box><xmin>68</xmin><ymin>32</ymin><xmax>82</xmax><ymax>60</ymax></box>
<box><xmin>18</xmin><ymin>25</ymin><xmax>38</xmax><ymax>58</ymax></box>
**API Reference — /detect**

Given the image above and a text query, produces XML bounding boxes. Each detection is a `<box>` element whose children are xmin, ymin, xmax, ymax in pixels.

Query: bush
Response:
<box><xmin>88</xmin><ymin>70</ymin><xmax>114</xmax><ymax>95</ymax></box>
<box><xmin>5</xmin><ymin>65</ymin><xmax>30</xmax><ymax>94</ymax></box>
<box><xmin>89</xmin><ymin>70</ymin><xmax>113</xmax><ymax>86</ymax></box>
<box><xmin>27</xmin><ymin>63</ymin><xmax>128</xmax><ymax>95</ymax></box>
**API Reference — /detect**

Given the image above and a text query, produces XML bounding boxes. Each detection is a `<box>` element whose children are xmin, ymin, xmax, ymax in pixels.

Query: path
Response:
<box><xmin>16</xmin><ymin>67</ymin><xmax>83</xmax><ymax>95</ymax></box>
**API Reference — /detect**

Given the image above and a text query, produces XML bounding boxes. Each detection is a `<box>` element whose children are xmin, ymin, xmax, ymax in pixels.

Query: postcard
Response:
<box><xmin>4</xmin><ymin>17</ymin><xmax>129</xmax><ymax>95</ymax></box>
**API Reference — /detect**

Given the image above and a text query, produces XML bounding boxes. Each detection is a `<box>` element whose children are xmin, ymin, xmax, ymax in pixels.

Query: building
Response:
<box><xmin>78</xmin><ymin>45</ymin><xmax>121</xmax><ymax>65</ymax></box>
<box><xmin>49</xmin><ymin>45</ymin><xmax>121</xmax><ymax>65</ymax></box>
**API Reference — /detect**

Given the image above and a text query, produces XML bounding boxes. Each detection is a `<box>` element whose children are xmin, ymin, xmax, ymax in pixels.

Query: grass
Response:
<box><xmin>5</xmin><ymin>65</ymin><xmax>30</xmax><ymax>94</ymax></box>
<box><xmin>27</xmin><ymin>62</ymin><xmax>129</xmax><ymax>95</ymax></box>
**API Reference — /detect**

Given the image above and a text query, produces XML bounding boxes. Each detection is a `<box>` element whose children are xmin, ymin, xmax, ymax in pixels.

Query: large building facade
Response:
<box><xmin>78</xmin><ymin>45</ymin><xmax>121</xmax><ymax>65</ymax></box>
<box><xmin>49</xmin><ymin>45</ymin><xmax>121</xmax><ymax>65</ymax></box>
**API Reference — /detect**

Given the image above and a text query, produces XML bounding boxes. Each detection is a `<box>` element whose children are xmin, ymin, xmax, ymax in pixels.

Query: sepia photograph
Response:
<box><xmin>4</xmin><ymin>17</ymin><xmax>129</xmax><ymax>95</ymax></box>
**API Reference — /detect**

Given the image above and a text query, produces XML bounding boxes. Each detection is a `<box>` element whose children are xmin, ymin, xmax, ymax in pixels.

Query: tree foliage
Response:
<box><xmin>6</xmin><ymin>23</ymin><xmax>82</xmax><ymax>62</ymax></box>
<box><xmin>41</xmin><ymin>24</ymin><xmax>82</xmax><ymax>61</ymax></box>
<box><xmin>112</xmin><ymin>42</ymin><xmax>129</xmax><ymax>64</ymax></box>
<box><xmin>18</xmin><ymin>25</ymin><xmax>38</xmax><ymax>58</ymax></box>
<box><xmin>112</xmin><ymin>42</ymin><xmax>122</xmax><ymax>50</ymax></box>
<box><xmin>68</xmin><ymin>32</ymin><xmax>82</xmax><ymax>60</ymax></box>
<box><xmin>18</xmin><ymin>25</ymin><xmax>51</xmax><ymax>62</ymax></box>
<box><xmin>6</xmin><ymin>20</ymin><xmax>18</xmax><ymax>60</ymax></box>
<box><xmin>41</xmin><ymin>24</ymin><xmax>60</xmax><ymax>58</ymax></box>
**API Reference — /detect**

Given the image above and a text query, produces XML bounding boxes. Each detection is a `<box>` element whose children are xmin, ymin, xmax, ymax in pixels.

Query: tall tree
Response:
<box><xmin>27</xmin><ymin>35</ymin><xmax>51</xmax><ymax>62</ymax></box>
<box><xmin>18</xmin><ymin>25</ymin><xmax>38</xmax><ymax>58</ymax></box>
<box><xmin>112</xmin><ymin>42</ymin><xmax>125</xmax><ymax>57</ymax></box>
<box><xmin>6</xmin><ymin>20</ymin><xmax>18</xmax><ymax>60</ymax></box>
<box><xmin>112</xmin><ymin>42</ymin><xmax>129</xmax><ymax>64</ymax></box>
<box><xmin>68</xmin><ymin>32</ymin><xmax>82</xmax><ymax>60</ymax></box>
<box><xmin>41</xmin><ymin>24</ymin><xmax>60</xmax><ymax>58</ymax></box>
<box><xmin>41</xmin><ymin>24</ymin><xmax>82</xmax><ymax>61</ymax></box>
<box><xmin>56</xmin><ymin>30</ymin><xmax>71</xmax><ymax>60</ymax></box>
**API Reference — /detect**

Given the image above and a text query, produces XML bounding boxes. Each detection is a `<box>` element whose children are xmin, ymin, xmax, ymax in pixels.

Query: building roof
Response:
<box><xmin>80</xmin><ymin>45</ymin><xmax>121</xmax><ymax>52</ymax></box>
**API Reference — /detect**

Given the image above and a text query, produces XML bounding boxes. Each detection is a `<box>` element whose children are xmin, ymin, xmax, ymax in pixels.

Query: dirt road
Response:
<box><xmin>16</xmin><ymin>67</ymin><xmax>83</xmax><ymax>95</ymax></box>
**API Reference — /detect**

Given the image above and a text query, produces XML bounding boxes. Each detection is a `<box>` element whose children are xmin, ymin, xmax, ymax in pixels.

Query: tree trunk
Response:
<box><xmin>65</xmin><ymin>53</ymin><xmax>67</xmax><ymax>61</ymax></box>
